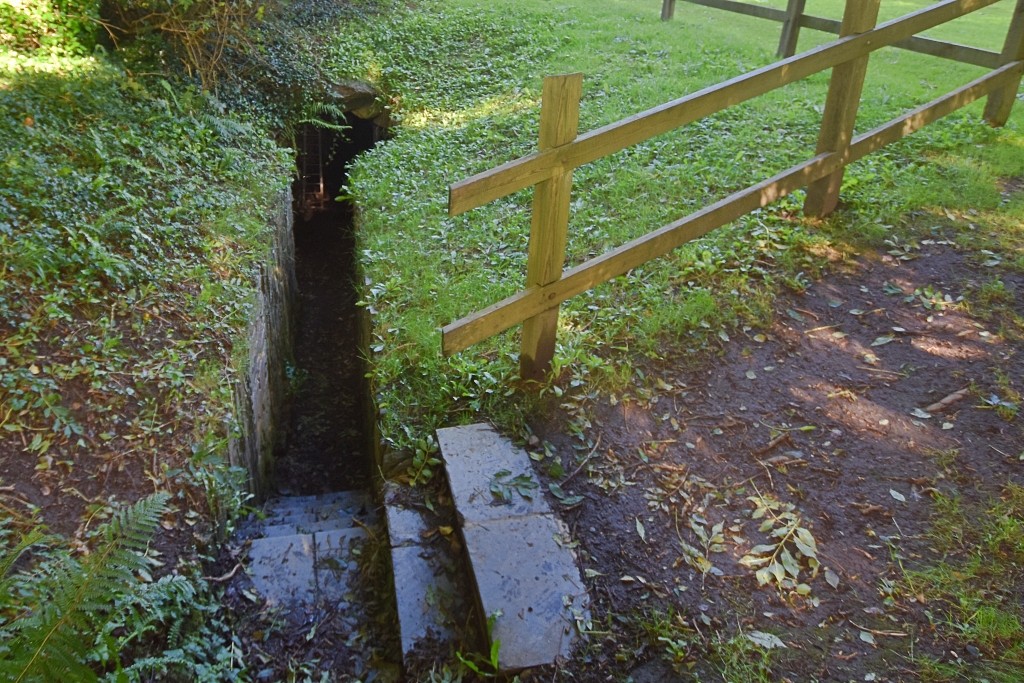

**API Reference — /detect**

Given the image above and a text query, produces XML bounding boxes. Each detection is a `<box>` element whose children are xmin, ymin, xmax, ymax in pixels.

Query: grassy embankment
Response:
<box><xmin>345</xmin><ymin>0</ymin><xmax>1024</xmax><ymax>461</ymax></box>
<box><xmin>0</xmin><ymin>24</ymin><xmax>292</xmax><ymax>683</ymax></box>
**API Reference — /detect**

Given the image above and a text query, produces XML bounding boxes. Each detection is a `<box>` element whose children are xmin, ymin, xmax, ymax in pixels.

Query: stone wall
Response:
<box><xmin>229</xmin><ymin>190</ymin><xmax>297</xmax><ymax>502</ymax></box>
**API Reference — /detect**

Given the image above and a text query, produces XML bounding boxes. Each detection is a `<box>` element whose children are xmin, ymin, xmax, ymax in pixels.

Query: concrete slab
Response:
<box><xmin>461</xmin><ymin>513</ymin><xmax>589</xmax><ymax>671</ymax></box>
<box><xmin>261</xmin><ymin>523</ymin><xmax>300</xmax><ymax>538</ymax></box>
<box><xmin>391</xmin><ymin>545</ymin><xmax>458</xmax><ymax>656</ymax></box>
<box><xmin>436</xmin><ymin>424</ymin><xmax>550</xmax><ymax>525</ymax></box>
<box><xmin>386</xmin><ymin>505</ymin><xmax>426</xmax><ymax>547</ymax></box>
<box><xmin>265</xmin><ymin>490</ymin><xmax>372</xmax><ymax>519</ymax></box>
<box><xmin>248</xmin><ymin>533</ymin><xmax>316</xmax><ymax>606</ymax></box>
<box><xmin>316</xmin><ymin>527</ymin><xmax>368</xmax><ymax>603</ymax></box>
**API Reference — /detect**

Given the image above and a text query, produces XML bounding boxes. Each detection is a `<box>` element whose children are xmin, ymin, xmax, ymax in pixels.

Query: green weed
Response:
<box><xmin>903</xmin><ymin>485</ymin><xmax>1024</xmax><ymax>679</ymax></box>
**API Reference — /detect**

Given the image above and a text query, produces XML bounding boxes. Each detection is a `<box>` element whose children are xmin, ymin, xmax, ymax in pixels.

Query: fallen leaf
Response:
<box><xmin>859</xmin><ymin>630</ymin><xmax>876</xmax><ymax>645</ymax></box>
<box><xmin>825</xmin><ymin>568</ymin><xmax>840</xmax><ymax>588</ymax></box>
<box><xmin>753</xmin><ymin>334</ymin><xmax>767</xmax><ymax>343</ymax></box>
<box><xmin>942</xmin><ymin>422</ymin><xmax>954</xmax><ymax>430</ymax></box>
<box><xmin>786</xmin><ymin>309</ymin><xmax>805</xmax><ymax>323</ymax></box>
<box><xmin>746</xmin><ymin>631</ymin><xmax>788</xmax><ymax>650</ymax></box>
<box><xmin>871</xmin><ymin>336</ymin><xmax>895</xmax><ymax>346</ymax></box>
<box><xmin>636</xmin><ymin>517</ymin><xmax>647</xmax><ymax>543</ymax></box>
<box><xmin>849</xmin><ymin>309</ymin><xmax>865</xmax><ymax>316</ymax></box>
<box><xmin>832</xmin><ymin>331</ymin><xmax>847</xmax><ymax>338</ymax></box>
<box><xmin>585</xmin><ymin>568</ymin><xmax>603</xmax><ymax>578</ymax></box>
<box><xmin>828</xmin><ymin>300</ymin><xmax>843</xmax><ymax>308</ymax></box>
<box><xmin>746</xmin><ymin>370</ymin><xmax>757</xmax><ymax>380</ymax></box>
<box><xmin>889</xmin><ymin>489</ymin><xmax>906</xmax><ymax>502</ymax></box>
<box><xmin>719</xmin><ymin>330</ymin><xmax>730</xmax><ymax>342</ymax></box>
<box><xmin>910</xmin><ymin>408</ymin><xmax>932</xmax><ymax>419</ymax></box>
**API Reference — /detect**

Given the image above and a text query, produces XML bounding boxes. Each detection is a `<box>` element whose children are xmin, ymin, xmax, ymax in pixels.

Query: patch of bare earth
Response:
<box><xmin>533</xmin><ymin>244</ymin><xmax>1023</xmax><ymax>682</ymax></box>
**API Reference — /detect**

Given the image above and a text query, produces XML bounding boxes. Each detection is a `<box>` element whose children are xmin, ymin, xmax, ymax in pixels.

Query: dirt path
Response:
<box><xmin>532</xmin><ymin>243</ymin><xmax>1024</xmax><ymax>682</ymax></box>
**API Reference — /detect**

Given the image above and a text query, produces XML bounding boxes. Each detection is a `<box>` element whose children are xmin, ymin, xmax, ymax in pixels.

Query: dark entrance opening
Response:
<box><xmin>275</xmin><ymin>113</ymin><xmax>380</xmax><ymax>495</ymax></box>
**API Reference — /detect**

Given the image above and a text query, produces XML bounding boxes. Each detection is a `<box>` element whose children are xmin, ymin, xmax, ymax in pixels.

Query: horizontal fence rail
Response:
<box><xmin>442</xmin><ymin>0</ymin><xmax>1024</xmax><ymax>380</ymax></box>
<box><xmin>448</xmin><ymin>0</ymin><xmax>1003</xmax><ymax>217</ymax></box>
<box><xmin>663</xmin><ymin>0</ymin><xmax>1002</xmax><ymax>63</ymax></box>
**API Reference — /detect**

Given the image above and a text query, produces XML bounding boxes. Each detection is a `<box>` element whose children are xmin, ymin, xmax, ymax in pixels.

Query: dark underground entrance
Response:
<box><xmin>274</xmin><ymin>113</ymin><xmax>381</xmax><ymax>496</ymax></box>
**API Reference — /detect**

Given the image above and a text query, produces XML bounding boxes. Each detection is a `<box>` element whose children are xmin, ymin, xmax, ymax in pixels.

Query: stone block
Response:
<box><xmin>248</xmin><ymin>533</ymin><xmax>316</xmax><ymax>606</ymax></box>
<box><xmin>436</xmin><ymin>424</ymin><xmax>550</xmax><ymax>525</ymax></box>
<box><xmin>386</xmin><ymin>505</ymin><xmax>426</xmax><ymax>548</ymax></box>
<box><xmin>391</xmin><ymin>544</ymin><xmax>458</xmax><ymax>656</ymax></box>
<box><xmin>316</xmin><ymin>528</ymin><xmax>367</xmax><ymax>603</ymax></box>
<box><xmin>461</xmin><ymin>513</ymin><xmax>589</xmax><ymax>671</ymax></box>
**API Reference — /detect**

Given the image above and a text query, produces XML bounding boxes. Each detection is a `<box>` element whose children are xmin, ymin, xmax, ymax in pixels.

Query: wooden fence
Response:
<box><xmin>442</xmin><ymin>0</ymin><xmax>1024</xmax><ymax>380</ymax></box>
<box><xmin>662</xmin><ymin>0</ymin><xmax>1005</xmax><ymax>62</ymax></box>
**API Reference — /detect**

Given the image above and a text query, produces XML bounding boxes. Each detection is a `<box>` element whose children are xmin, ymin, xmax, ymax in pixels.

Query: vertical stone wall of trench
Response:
<box><xmin>230</xmin><ymin>190</ymin><xmax>298</xmax><ymax>502</ymax></box>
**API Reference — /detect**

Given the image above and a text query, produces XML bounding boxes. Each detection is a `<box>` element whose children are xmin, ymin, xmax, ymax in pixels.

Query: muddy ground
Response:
<box><xmin>528</xmin><ymin>239</ymin><xmax>1023</xmax><ymax>682</ymax></box>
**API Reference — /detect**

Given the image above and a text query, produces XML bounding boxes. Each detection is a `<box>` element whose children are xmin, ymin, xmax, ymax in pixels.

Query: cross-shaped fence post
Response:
<box><xmin>803</xmin><ymin>0</ymin><xmax>881</xmax><ymax>217</ymax></box>
<box><xmin>984</xmin><ymin>0</ymin><xmax>1024</xmax><ymax>126</ymax></box>
<box><xmin>519</xmin><ymin>73</ymin><xmax>583</xmax><ymax>382</ymax></box>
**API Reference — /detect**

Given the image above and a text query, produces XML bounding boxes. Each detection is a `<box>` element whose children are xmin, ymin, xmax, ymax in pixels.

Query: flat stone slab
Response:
<box><xmin>264</xmin><ymin>490</ymin><xmax>374</xmax><ymax>529</ymax></box>
<box><xmin>386</xmin><ymin>504</ymin><xmax>426</xmax><ymax>548</ymax></box>
<box><xmin>392</xmin><ymin>544</ymin><xmax>458</xmax><ymax>656</ymax></box>
<box><xmin>248</xmin><ymin>533</ymin><xmax>317</xmax><ymax>606</ymax></box>
<box><xmin>436</xmin><ymin>424</ymin><xmax>550</xmax><ymax>524</ymax></box>
<box><xmin>317</xmin><ymin>528</ymin><xmax>367</xmax><ymax>603</ymax></box>
<box><xmin>437</xmin><ymin>424</ymin><xmax>589</xmax><ymax>671</ymax></box>
<box><xmin>247</xmin><ymin>527</ymin><xmax>366</xmax><ymax>607</ymax></box>
<box><xmin>461</xmin><ymin>514</ymin><xmax>588</xmax><ymax>670</ymax></box>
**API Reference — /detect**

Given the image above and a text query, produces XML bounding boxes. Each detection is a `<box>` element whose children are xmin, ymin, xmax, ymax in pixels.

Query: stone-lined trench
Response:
<box><xmin>273</xmin><ymin>113</ymin><xmax>380</xmax><ymax>496</ymax></box>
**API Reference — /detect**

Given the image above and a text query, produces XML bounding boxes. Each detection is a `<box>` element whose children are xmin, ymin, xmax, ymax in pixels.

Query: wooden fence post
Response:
<box><xmin>519</xmin><ymin>73</ymin><xmax>583</xmax><ymax>382</ymax></box>
<box><xmin>662</xmin><ymin>0</ymin><xmax>677</xmax><ymax>21</ymax></box>
<box><xmin>984</xmin><ymin>0</ymin><xmax>1024</xmax><ymax>126</ymax></box>
<box><xmin>777</xmin><ymin>0</ymin><xmax>807</xmax><ymax>57</ymax></box>
<box><xmin>803</xmin><ymin>0</ymin><xmax>881</xmax><ymax>218</ymax></box>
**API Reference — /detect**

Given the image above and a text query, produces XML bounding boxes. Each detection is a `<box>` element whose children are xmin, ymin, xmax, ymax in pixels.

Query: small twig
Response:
<box><xmin>858</xmin><ymin>366</ymin><xmax>907</xmax><ymax>377</ymax></box>
<box><xmin>805</xmin><ymin>323</ymin><xmax>842</xmax><ymax>333</ymax></box>
<box><xmin>925</xmin><ymin>386</ymin><xmax>969</xmax><ymax>413</ymax></box>
<box><xmin>991</xmin><ymin>445</ymin><xmax>1013</xmax><ymax>458</ymax></box>
<box><xmin>849</xmin><ymin>620</ymin><xmax>908</xmax><ymax>638</ymax></box>
<box><xmin>792</xmin><ymin>307</ymin><xmax>820</xmax><ymax>321</ymax></box>
<box><xmin>203</xmin><ymin>563</ymin><xmax>242</xmax><ymax>583</ymax></box>
<box><xmin>353</xmin><ymin>516</ymin><xmax>380</xmax><ymax>543</ymax></box>
<box><xmin>562</xmin><ymin>436</ymin><xmax>601</xmax><ymax>486</ymax></box>
<box><xmin>753</xmin><ymin>432</ymin><xmax>791</xmax><ymax>456</ymax></box>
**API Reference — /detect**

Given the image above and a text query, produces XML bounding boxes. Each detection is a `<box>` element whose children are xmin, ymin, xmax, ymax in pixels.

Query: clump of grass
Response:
<box><xmin>903</xmin><ymin>485</ymin><xmax>1024</xmax><ymax>680</ymax></box>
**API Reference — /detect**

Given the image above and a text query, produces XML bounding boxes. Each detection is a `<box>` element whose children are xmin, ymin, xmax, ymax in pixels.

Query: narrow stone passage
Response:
<box><xmin>273</xmin><ymin>116</ymin><xmax>378</xmax><ymax>496</ymax></box>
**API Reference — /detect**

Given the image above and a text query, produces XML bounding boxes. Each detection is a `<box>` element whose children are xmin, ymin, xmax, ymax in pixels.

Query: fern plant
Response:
<box><xmin>0</xmin><ymin>493</ymin><xmax>170</xmax><ymax>682</ymax></box>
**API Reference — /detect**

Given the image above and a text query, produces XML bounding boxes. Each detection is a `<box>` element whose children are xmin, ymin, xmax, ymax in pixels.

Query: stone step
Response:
<box><xmin>436</xmin><ymin>424</ymin><xmax>590</xmax><ymax>672</ymax></box>
<box><xmin>382</xmin><ymin>485</ymin><xmax>461</xmax><ymax>663</ymax></box>
<box><xmin>263</xmin><ymin>490</ymin><xmax>372</xmax><ymax>522</ymax></box>
<box><xmin>247</xmin><ymin>525</ymin><xmax>367</xmax><ymax>607</ymax></box>
<box><xmin>261</xmin><ymin>515</ymin><xmax>369</xmax><ymax>538</ymax></box>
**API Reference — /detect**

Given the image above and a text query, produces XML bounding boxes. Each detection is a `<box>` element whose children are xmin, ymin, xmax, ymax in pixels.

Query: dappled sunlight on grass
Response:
<box><xmin>402</xmin><ymin>91</ymin><xmax>540</xmax><ymax>129</ymax></box>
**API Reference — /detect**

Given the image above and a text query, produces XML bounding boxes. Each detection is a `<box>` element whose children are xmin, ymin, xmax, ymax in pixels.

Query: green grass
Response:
<box><xmin>341</xmin><ymin>0</ymin><xmax>1024</xmax><ymax>469</ymax></box>
<box><xmin>0</xmin><ymin>48</ymin><xmax>292</xmax><ymax>678</ymax></box>
<box><xmin>901</xmin><ymin>485</ymin><xmax>1024</xmax><ymax>681</ymax></box>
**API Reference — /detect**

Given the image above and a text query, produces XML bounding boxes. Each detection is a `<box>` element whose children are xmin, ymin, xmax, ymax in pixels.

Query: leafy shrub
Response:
<box><xmin>0</xmin><ymin>0</ymin><xmax>99</xmax><ymax>54</ymax></box>
<box><xmin>0</xmin><ymin>494</ymin><xmax>245</xmax><ymax>682</ymax></box>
